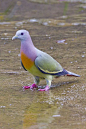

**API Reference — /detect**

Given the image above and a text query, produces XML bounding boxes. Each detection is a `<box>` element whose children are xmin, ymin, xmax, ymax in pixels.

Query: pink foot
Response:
<box><xmin>23</xmin><ymin>83</ymin><xmax>37</xmax><ymax>89</ymax></box>
<box><xmin>38</xmin><ymin>85</ymin><xmax>50</xmax><ymax>91</ymax></box>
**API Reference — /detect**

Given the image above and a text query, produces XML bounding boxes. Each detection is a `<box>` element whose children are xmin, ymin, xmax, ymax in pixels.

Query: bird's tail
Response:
<box><xmin>66</xmin><ymin>70</ymin><xmax>80</xmax><ymax>77</ymax></box>
<box><xmin>55</xmin><ymin>69</ymin><xmax>80</xmax><ymax>77</ymax></box>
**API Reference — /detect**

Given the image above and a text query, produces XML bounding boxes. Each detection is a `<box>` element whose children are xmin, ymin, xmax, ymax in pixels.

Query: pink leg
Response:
<box><xmin>38</xmin><ymin>85</ymin><xmax>50</xmax><ymax>91</ymax></box>
<box><xmin>23</xmin><ymin>83</ymin><xmax>37</xmax><ymax>89</ymax></box>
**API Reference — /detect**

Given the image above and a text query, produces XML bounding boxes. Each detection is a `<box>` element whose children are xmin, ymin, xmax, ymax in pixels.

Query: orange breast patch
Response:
<box><xmin>21</xmin><ymin>52</ymin><xmax>34</xmax><ymax>70</ymax></box>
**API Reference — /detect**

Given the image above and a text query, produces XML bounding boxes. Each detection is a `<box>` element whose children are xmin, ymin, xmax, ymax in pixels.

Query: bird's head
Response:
<box><xmin>12</xmin><ymin>30</ymin><xmax>29</xmax><ymax>41</ymax></box>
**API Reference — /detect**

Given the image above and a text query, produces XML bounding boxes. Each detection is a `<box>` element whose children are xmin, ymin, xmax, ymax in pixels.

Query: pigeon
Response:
<box><xmin>12</xmin><ymin>30</ymin><xmax>80</xmax><ymax>91</ymax></box>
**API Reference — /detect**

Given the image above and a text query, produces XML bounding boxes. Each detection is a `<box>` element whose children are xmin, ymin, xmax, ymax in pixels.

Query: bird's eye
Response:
<box><xmin>21</xmin><ymin>33</ymin><xmax>24</xmax><ymax>35</ymax></box>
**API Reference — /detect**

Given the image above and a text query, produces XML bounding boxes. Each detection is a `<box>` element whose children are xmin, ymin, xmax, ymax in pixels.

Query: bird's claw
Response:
<box><xmin>23</xmin><ymin>86</ymin><xmax>30</xmax><ymax>89</ymax></box>
<box><xmin>23</xmin><ymin>83</ymin><xmax>37</xmax><ymax>89</ymax></box>
<box><xmin>23</xmin><ymin>84</ymin><xmax>50</xmax><ymax>91</ymax></box>
<box><xmin>38</xmin><ymin>85</ymin><xmax>50</xmax><ymax>91</ymax></box>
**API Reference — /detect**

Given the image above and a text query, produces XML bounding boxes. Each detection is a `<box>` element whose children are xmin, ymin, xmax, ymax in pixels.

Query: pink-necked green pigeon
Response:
<box><xmin>12</xmin><ymin>30</ymin><xmax>80</xmax><ymax>91</ymax></box>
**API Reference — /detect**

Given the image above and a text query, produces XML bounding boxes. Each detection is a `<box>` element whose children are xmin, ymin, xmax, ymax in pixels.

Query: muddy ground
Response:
<box><xmin>0</xmin><ymin>0</ymin><xmax>86</xmax><ymax>129</ymax></box>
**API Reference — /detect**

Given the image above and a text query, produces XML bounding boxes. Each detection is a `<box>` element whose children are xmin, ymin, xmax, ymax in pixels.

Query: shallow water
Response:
<box><xmin>0</xmin><ymin>0</ymin><xmax>86</xmax><ymax>129</ymax></box>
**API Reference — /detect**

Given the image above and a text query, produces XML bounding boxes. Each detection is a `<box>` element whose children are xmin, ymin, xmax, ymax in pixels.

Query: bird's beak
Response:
<box><xmin>12</xmin><ymin>35</ymin><xmax>18</xmax><ymax>40</ymax></box>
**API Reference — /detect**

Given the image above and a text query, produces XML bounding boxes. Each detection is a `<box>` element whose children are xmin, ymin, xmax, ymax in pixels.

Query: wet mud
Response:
<box><xmin>0</xmin><ymin>0</ymin><xmax>86</xmax><ymax>129</ymax></box>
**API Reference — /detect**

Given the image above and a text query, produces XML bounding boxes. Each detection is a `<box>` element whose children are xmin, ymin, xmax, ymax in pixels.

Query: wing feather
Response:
<box><xmin>35</xmin><ymin>52</ymin><xmax>63</xmax><ymax>75</ymax></box>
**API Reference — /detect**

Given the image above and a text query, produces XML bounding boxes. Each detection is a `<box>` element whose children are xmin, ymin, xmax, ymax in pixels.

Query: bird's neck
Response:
<box><xmin>20</xmin><ymin>38</ymin><xmax>37</xmax><ymax>61</ymax></box>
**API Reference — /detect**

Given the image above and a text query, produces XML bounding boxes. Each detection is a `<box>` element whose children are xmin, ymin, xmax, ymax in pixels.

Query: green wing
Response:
<box><xmin>35</xmin><ymin>52</ymin><xmax>63</xmax><ymax>74</ymax></box>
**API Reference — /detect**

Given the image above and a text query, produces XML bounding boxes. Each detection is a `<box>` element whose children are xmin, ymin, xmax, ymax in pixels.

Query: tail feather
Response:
<box><xmin>55</xmin><ymin>69</ymin><xmax>80</xmax><ymax>77</ymax></box>
<box><xmin>67</xmin><ymin>70</ymin><xmax>80</xmax><ymax>77</ymax></box>
<box><xmin>53</xmin><ymin>69</ymin><xmax>80</xmax><ymax>77</ymax></box>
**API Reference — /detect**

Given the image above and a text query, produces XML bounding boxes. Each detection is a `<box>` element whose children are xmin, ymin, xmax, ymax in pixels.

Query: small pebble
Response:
<box><xmin>82</xmin><ymin>55</ymin><xmax>85</xmax><ymax>57</ymax></box>
<box><xmin>53</xmin><ymin>115</ymin><xmax>61</xmax><ymax>117</ymax></box>
<box><xmin>75</xmin><ymin>60</ymin><xmax>77</xmax><ymax>62</ymax></box>
<box><xmin>18</xmin><ymin>54</ymin><xmax>20</xmax><ymax>57</ymax></box>
<box><xmin>8</xmin><ymin>51</ymin><xmax>11</xmax><ymax>53</ymax></box>
<box><xmin>0</xmin><ymin>106</ymin><xmax>6</xmax><ymax>108</ymax></box>
<box><xmin>57</xmin><ymin>39</ymin><xmax>65</xmax><ymax>43</ymax></box>
<box><xmin>50</xmin><ymin>47</ymin><xmax>53</xmax><ymax>49</ymax></box>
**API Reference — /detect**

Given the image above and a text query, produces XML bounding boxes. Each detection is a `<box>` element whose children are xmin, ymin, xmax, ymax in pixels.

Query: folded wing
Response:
<box><xmin>35</xmin><ymin>52</ymin><xmax>63</xmax><ymax>75</ymax></box>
